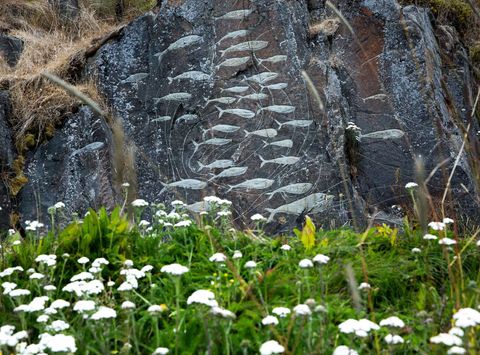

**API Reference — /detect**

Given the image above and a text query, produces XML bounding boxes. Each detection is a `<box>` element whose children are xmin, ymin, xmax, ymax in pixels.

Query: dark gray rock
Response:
<box><xmin>0</xmin><ymin>35</ymin><xmax>24</xmax><ymax>67</ymax></box>
<box><xmin>84</xmin><ymin>0</ymin><xmax>479</xmax><ymax>231</ymax></box>
<box><xmin>18</xmin><ymin>107</ymin><xmax>119</xmax><ymax>226</ymax></box>
<box><xmin>0</xmin><ymin>91</ymin><xmax>14</xmax><ymax>231</ymax></box>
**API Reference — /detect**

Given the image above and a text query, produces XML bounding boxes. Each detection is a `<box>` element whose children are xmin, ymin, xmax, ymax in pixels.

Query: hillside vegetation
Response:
<box><xmin>0</xmin><ymin>196</ymin><xmax>480</xmax><ymax>354</ymax></box>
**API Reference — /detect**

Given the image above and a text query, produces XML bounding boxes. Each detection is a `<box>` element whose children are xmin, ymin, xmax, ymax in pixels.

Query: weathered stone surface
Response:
<box><xmin>85</xmin><ymin>0</ymin><xmax>479</xmax><ymax>232</ymax></box>
<box><xmin>0</xmin><ymin>35</ymin><xmax>24</xmax><ymax>67</ymax></box>
<box><xmin>0</xmin><ymin>91</ymin><xmax>14</xmax><ymax>230</ymax></box>
<box><xmin>18</xmin><ymin>107</ymin><xmax>118</xmax><ymax>225</ymax></box>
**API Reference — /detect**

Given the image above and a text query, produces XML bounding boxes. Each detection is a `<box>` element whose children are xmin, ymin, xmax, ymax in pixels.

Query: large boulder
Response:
<box><xmin>18</xmin><ymin>107</ymin><xmax>119</xmax><ymax>225</ymax></box>
<box><xmin>0</xmin><ymin>91</ymin><xmax>14</xmax><ymax>230</ymax></box>
<box><xmin>86</xmin><ymin>0</ymin><xmax>479</xmax><ymax>232</ymax></box>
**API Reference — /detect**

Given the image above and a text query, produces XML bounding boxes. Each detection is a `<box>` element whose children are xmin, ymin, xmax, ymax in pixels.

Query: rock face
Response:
<box><xmin>81</xmin><ymin>0</ymin><xmax>478</xmax><ymax>232</ymax></box>
<box><xmin>12</xmin><ymin>0</ymin><xmax>478</xmax><ymax>231</ymax></box>
<box><xmin>18</xmin><ymin>107</ymin><xmax>118</xmax><ymax>224</ymax></box>
<box><xmin>0</xmin><ymin>91</ymin><xmax>14</xmax><ymax>230</ymax></box>
<box><xmin>0</xmin><ymin>35</ymin><xmax>24</xmax><ymax>67</ymax></box>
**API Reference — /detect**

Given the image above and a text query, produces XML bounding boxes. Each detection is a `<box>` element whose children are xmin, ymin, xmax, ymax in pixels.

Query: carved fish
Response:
<box><xmin>360</xmin><ymin>129</ymin><xmax>405</xmax><ymax>140</ymax></box>
<box><xmin>245</xmin><ymin>72</ymin><xmax>279</xmax><ymax>84</ymax></box>
<box><xmin>202</xmin><ymin>124</ymin><xmax>241</xmax><ymax>136</ymax></box>
<box><xmin>185</xmin><ymin>201</ymin><xmax>212</xmax><ymax>213</ymax></box>
<box><xmin>275</xmin><ymin>119</ymin><xmax>313</xmax><ymax>129</ymax></box>
<box><xmin>266</xmin><ymin>183</ymin><xmax>313</xmax><ymax>200</ymax></box>
<box><xmin>262</xmin><ymin>139</ymin><xmax>294</xmax><ymax>148</ymax></box>
<box><xmin>198</xmin><ymin>159</ymin><xmax>235</xmax><ymax>170</ymax></box>
<box><xmin>259</xmin><ymin>155</ymin><xmax>300</xmax><ymax>168</ymax></box>
<box><xmin>167</xmin><ymin>71</ymin><xmax>210</xmax><ymax>84</ymax></box>
<box><xmin>260</xmin><ymin>83</ymin><xmax>288</xmax><ymax>91</ymax></box>
<box><xmin>221</xmin><ymin>86</ymin><xmax>250</xmax><ymax>94</ymax></box>
<box><xmin>220</xmin><ymin>41</ymin><xmax>269</xmax><ymax>56</ymax></box>
<box><xmin>258</xmin><ymin>55</ymin><xmax>287</xmax><ymax>64</ymax></box>
<box><xmin>217</xmin><ymin>30</ymin><xmax>251</xmax><ymax>44</ymax></box>
<box><xmin>216</xmin><ymin>106</ymin><xmax>255</xmax><ymax>119</ymax></box>
<box><xmin>176</xmin><ymin>114</ymin><xmax>198</xmax><ymax>124</ymax></box>
<box><xmin>205</xmin><ymin>97</ymin><xmax>238</xmax><ymax>105</ymax></box>
<box><xmin>217</xmin><ymin>9</ymin><xmax>253</xmax><ymax>20</ymax></box>
<box><xmin>155</xmin><ymin>35</ymin><xmax>203</xmax><ymax>61</ymax></box>
<box><xmin>192</xmin><ymin>138</ymin><xmax>232</xmax><ymax>154</ymax></box>
<box><xmin>244</xmin><ymin>128</ymin><xmax>277</xmax><ymax>138</ymax></box>
<box><xmin>209</xmin><ymin>167</ymin><xmax>249</xmax><ymax>180</ymax></box>
<box><xmin>154</xmin><ymin>93</ymin><xmax>192</xmax><ymax>104</ymax></box>
<box><xmin>237</xmin><ymin>93</ymin><xmax>269</xmax><ymax>102</ymax></box>
<box><xmin>152</xmin><ymin>116</ymin><xmax>171</xmax><ymax>123</ymax></box>
<box><xmin>216</xmin><ymin>56</ymin><xmax>251</xmax><ymax>69</ymax></box>
<box><xmin>227</xmin><ymin>178</ymin><xmax>275</xmax><ymax>192</ymax></box>
<box><xmin>121</xmin><ymin>73</ymin><xmax>149</xmax><ymax>83</ymax></box>
<box><xmin>161</xmin><ymin>179</ymin><xmax>207</xmax><ymax>191</ymax></box>
<box><xmin>257</xmin><ymin>105</ymin><xmax>295</xmax><ymax>114</ymax></box>
<box><xmin>265</xmin><ymin>193</ymin><xmax>334</xmax><ymax>222</ymax></box>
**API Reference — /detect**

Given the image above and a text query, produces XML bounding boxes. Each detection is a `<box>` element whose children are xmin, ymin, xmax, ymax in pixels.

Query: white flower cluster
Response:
<box><xmin>338</xmin><ymin>318</ymin><xmax>380</xmax><ymax>337</ymax></box>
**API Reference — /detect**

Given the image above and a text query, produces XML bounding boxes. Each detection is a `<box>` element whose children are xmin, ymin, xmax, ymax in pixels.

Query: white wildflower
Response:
<box><xmin>423</xmin><ymin>234</ymin><xmax>438</xmax><ymax>240</ymax></box>
<box><xmin>210</xmin><ymin>306</ymin><xmax>236</xmax><ymax>319</ymax></box>
<box><xmin>405</xmin><ymin>182</ymin><xmax>418</xmax><ymax>189</ymax></box>
<box><xmin>73</xmin><ymin>300</ymin><xmax>96</xmax><ymax>313</ymax></box>
<box><xmin>293</xmin><ymin>304</ymin><xmax>311</xmax><ymax>316</ymax></box>
<box><xmin>174</xmin><ymin>220</ymin><xmax>192</xmax><ymax>228</ymax></box>
<box><xmin>251</xmin><ymin>214</ymin><xmax>267</xmax><ymax>221</ymax></box>
<box><xmin>280</xmin><ymin>244</ymin><xmax>291</xmax><ymax>251</ymax></box>
<box><xmin>245</xmin><ymin>261</ymin><xmax>257</xmax><ymax>269</ymax></box>
<box><xmin>384</xmin><ymin>334</ymin><xmax>404</xmax><ymax>344</ymax></box>
<box><xmin>313</xmin><ymin>254</ymin><xmax>330</xmax><ymax>264</ymax></box>
<box><xmin>209</xmin><ymin>253</ymin><xmax>227</xmax><ymax>263</ymax></box>
<box><xmin>333</xmin><ymin>345</ymin><xmax>359</xmax><ymax>355</ymax></box>
<box><xmin>153</xmin><ymin>347</ymin><xmax>170</xmax><ymax>354</ymax></box>
<box><xmin>259</xmin><ymin>340</ymin><xmax>285</xmax><ymax>355</ymax></box>
<box><xmin>77</xmin><ymin>257</ymin><xmax>89</xmax><ymax>265</ymax></box>
<box><xmin>272</xmin><ymin>307</ymin><xmax>291</xmax><ymax>318</ymax></box>
<box><xmin>187</xmin><ymin>290</ymin><xmax>218</xmax><ymax>307</ymax></box>
<box><xmin>380</xmin><ymin>316</ymin><xmax>405</xmax><ymax>328</ymax></box>
<box><xmin>38</xmin><ymin>333</ymin><xmax>77</xmax><ymax>353</ymax></box>
<box><xmin>298</xmin><ymin>259</ymin><xmax>313</xmax><ymax>268</ymax></box>
<box><xmin>429</xmin><ymin>221</ymin><xmax>446</xmax><ymax>231</ymax></box>
<box><xmin>90</xmin><ymin>306</ymin><xmax>117</xmax><ymax>320</ymax></box>
<box><xmin>46</xmin><ymin>320</ymin><xmax>70</xmax><ymax>332</ymax></box>
<box><xmin>430</xmin><ymin>333</ymin><xmax>463</xmax><ymax>346</ymax></box>
<box><xmin>232</xmin><ymin>250</ymin><xmax>243</xmax><ymax>259</ymax></box>
<box><xmin>448</xmin><ymin>346</ymin><xmax>466</xmax><ymax>354</ymax></box>
<box><xmin>121</xmin><ymin>301</ymin><xmax>136</xmax><ymax>310</ymax></box>
<box><xmin>262</xmin><ymin>315</ymin><xmax>279</xmax><ymax>326</ymax></box>
<box><xmin>439</xmin><ymin>238</ymin><xmax>457</xmax><ymax>246</ymax></box>
<box><xmin>358</xmin><ymin>282</ymin><xmax>371</xmax><ymax>290</ymax></box>
<box><xmin>161</xmin><ymin>263</ymin><xmax>189</xmax><ymax>276</ymax></box>
<box><xmin>131</xmin><ymin>199</ymin><xmax>148</xmax><ymax>207</ymax></box>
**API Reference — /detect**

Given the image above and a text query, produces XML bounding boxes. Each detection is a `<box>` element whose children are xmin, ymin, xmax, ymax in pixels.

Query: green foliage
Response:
<box><xmin>0</xmin><ymin>209</ymin><xmax>480</xmax><ymax>354</ymax></box>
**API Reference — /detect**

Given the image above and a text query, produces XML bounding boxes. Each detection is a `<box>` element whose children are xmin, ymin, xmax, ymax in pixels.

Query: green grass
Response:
<box><xmin>0</xmin><ymin>201</ymin><xmax>480</xmax><ymax>354</ymax></box>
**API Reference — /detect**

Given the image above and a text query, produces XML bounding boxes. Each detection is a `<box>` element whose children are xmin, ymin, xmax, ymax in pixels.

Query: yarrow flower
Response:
<box><xmin>35</xmin><ymin>254</ymin><xmax>57</xmax><ymax>267</ymax></box>
<box><xmin>313</xmin><ymin>254</ymin><xmax>330</xmax><ymax>264</ymax></box>
<box><xmin>423</xmin><ymin>234</ymin><xmax>438</xmax><ymax>240</ymax></box>
<box><xmin>443</xmin><ymin>218</ymin><xmax>454</xmax><ymax>224</ymax></box>
<box><xmin>46</xmin><ymin>320</ymin><xmax>70</xmax><ymax>332</ymax></box>
<box><xmin>121</xmin><ymin>301</ymin><xmax>136</xmax><ymax>310</ymax></box>
<box><xmin>262</xmin><ymin>315</ymin><xmax>279</xmax><ymax>326</ymax></box>
<box><xmin>210</xmin><ymin>306</ymin><xmax>236</xmax><ymax>319</ymax></box>
<box><xmin>428</xmin><ymin>221</ymin><xmax>446</xmax><ymax>231</ymax></box>
<box><xmin>439</xmin><ymin>238</ymin><xmax>457</xmax><ymax>246</ymax></box>
<box><xmin>272</xmin><ymin>307</ymin><xmax>291</xmax><ymax>318</ymax></box>
<box><xmin>358</xmin><ymin>282</ymin><xmax>371</xmax><ymax>290</ymax></box>
<box><xmin>38</xmin><ymin>333</ymin><xmax>77</xmax><ymax>353</ymax></box>
<box><xmin>171</xmin><ymin>200</ymin><xmax>185</xmax><ymax>207</ymax></box>
<box><xmin>73</xmin><ymin>300</ymin><xmax>96</xmax><ymax>313</ymax></box>
<box><xmin>280</xmin><ymin>244</ymin><xmax>291</xmax><ymax>251</ymax></box>
<box><xmin>77</xmin><ymin>257</ymin><xmax>89</xmax><ymax>265</ymax></box>
<box><xmin>251</xmin><ymin>214</ymin><xmax>267</xmax><ymax>221</ymax></box>
<box><xmin>174</xmin><ymin>220</ymin><xmax>192</xmax><ymax>228</ymax></box>
<box><xmin>298</xmin><ymin>259</ymin><xmax>313</xmax><ymax>268</ymax></box>
<box><xmin>405</xmin><ymin>182</ymin><xmax>418</xmax><ymax>189</ymax></box>
<box><xmin>384</xmin><ymin>334</ymin><xmax>404</xmax><ymax>344</ymax></box>
<box><xmin>131</xmin><ymin>199</ymin><xmax>148</xmax><ymax>207</ymax></box>
<box><xmin>148</xmin><ymin>305</ymin><xmax>167</xmax><ymax>314</ymax></box>
<box><xmin>452</xmin><ymin>308</ymin><xmax>480</xmax><ymax>328</ymax></box>
<box><xmin>430</xmin><ymin>333</ymin><xmax>462</xmax><ymax>346</ymax></box>
<box><xmin>161</xmin><ymin>263</ymin><xmax>189</xmax><ymax>276</ymax></box>
<box><xmin>380</xmin><ymin>316</ymin><xmax>405</xmax><ymax>328</ymax></box>
<box><xmin>244</xmin><ymin>261</ymin><xmax>257</xmax><ymax>269</ymax></box>
<box><xmin>209</xmin><ymin>253</ymin><xmax>227</xmax><ymax>263</ymax></box>
<box><xmin>338</xmin><ymin>318</ymin><xmax>380</xmax><ymax>337</ymax></box>
<box><xmin>232</xmin><ymin>250</ymin><xmax>243</xmax><ymax>259</ymax></box>
<box><xmin>153</xmin><ymin>348</ymin><xmax>170</xmax><ymax>355</ymax></box>
<box><xmin>333</xmin><ymin>345</ymin><xmax>359</xmax><ymax>355</ymax></box>
<box><xmin>293</xmin><ymin>304</ymin><xmax>311</xmax><ymax>316</ymax></box>
<box><xmin>187</xmin><ymin>290</ymin><xmax>218</xmax><ymax>308</ymax></box>
<box><xmin>91</xmin><ymin>306</ymin><xmax>117</xmax><ymax>320</ymax></box>
<box><xmin>259</xmin><ymin>340</ymin><xmax>285</xmax><ymax>355</ymax></box>
<box><xmin>411</xmin><ymin>247</ymin><xmax>421</xmax><ymax>253</ymax></box>
<box><xmin>448</xmin><ymin>346</ymin><xmax>466</xmax><ymax>354</ymax></box>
